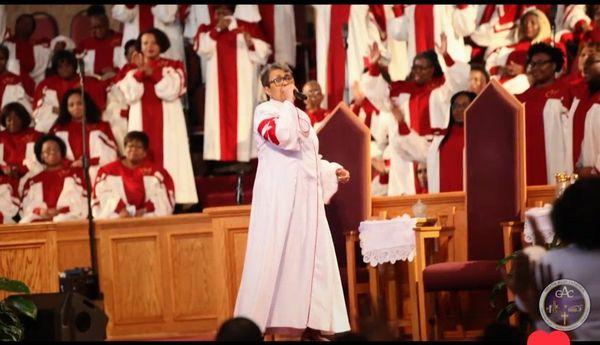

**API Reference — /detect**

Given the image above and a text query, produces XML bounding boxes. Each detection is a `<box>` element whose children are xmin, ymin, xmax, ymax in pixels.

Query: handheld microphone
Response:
<box><xmin>294</xmin><ymin>89</ymin><xmax>307</xmax><ymax>101</ymax></box>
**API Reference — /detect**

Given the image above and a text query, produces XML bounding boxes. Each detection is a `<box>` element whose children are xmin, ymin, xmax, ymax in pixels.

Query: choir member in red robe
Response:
<box><xmin>562</xmin><ymin>42</ymin><xmax>600</xmax><ymax>93</ymax></box>
<box><xmin>50</xmin><ymin>88</ymin><xmax>118</xmax><ymax>183</ymax></box>
<box><xmin>468</xmin><ymin>63</ymin><xmax>490</xmax><ymax>95</ymax></box>
<box><xmin>93</xmin><ymin>131</ymin><xmax>175</xmax><ymax>219</ymax></box>
<box><xmin>517</xmin><ymin>43</ymin><xmax>573</xmax><ymax>185</ymax></box>
<box><xmin>33</xmin><ymin>50</ymin><xmax>107</xmax><ymax>133</ymax></box>
<box><xmin>78</xmin><ymin>5</ymin><xmax>124</xmax><ymax>80</ymax></box>
<box><xmin>20</xmin><ymin>134</ymin><xmax>87</xmax><ymax>223</ymax></box>
<box><xmin>117</xmin><ymin>28</ymin><xmax>197</xmax><ymax>204</ymax></box>
<box><xmin>301</xmin><ymin>80</ymin><xmax>329</xmax><ymax>128</ymax></box>
<box><xmin>0</xmin><ymin>173</ymin><xmax>18</xmax><ymax>224</ymax></box>
<box><xmin>0</xmin><ymin>102</ymin><xmax>43</xmax><ymax>191</ymax></box>
<box><xmin>0</xmin><ymin>45</ymin><xmax>32</xmax><ymax>111</ymax></box>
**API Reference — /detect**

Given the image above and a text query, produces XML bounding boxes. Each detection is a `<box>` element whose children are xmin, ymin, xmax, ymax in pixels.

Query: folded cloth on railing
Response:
<box><xmin>524</xmin><ymin>204</ymin><xmax>555</xmax><ymax>244</ymax></box>
<box><xmin>358</xmin><ymin>214</ymin><xmax>417</xmax><ymax>266</ymax></box>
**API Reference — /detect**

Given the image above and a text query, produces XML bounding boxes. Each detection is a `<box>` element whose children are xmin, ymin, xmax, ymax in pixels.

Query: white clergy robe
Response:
<box><xmin>0</xmin><ymin>175</ymin><xmax>18</xmax><ymax>224</ymax></box>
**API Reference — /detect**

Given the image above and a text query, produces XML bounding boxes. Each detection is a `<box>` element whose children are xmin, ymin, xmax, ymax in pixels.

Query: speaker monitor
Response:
<box><xmin>20</xmin><ymin>292</ymin><xmax>108</xmax><ymax>341</ymax></box>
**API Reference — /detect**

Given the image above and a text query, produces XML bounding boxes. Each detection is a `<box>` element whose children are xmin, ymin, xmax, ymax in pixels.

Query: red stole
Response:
<box><xmin>50</xmin><ymin>121</ymin><xmax>114</xmax><ymax>166</ymax></box>
<box><xmin>414</xmin><ymin>5</ymin><xmax>435</xmax><ymax>54</ymax></box>
<box><xmin>9</xmin><ymin>38</ymin><xmax>35</xmax><ymax>76</ymax></box>
<box><xmin>306</xmin><ymin>108</ymin><xmax>329</xmax><ymax>126</ymax></box>
<box><xmin>326</xmin><ymin>5</ymin><xmax>351</xmax><ymax>108</ymax></box>
<box><xmin>28</xmin><ymin>163</ymin><xmax>81</xmax><ymax>209</ymax></box>
<box><xmin>139</xmin><ymin>5</ymin><xmax>155</xmax><ymax>32</ymax></box>
<box><xmin>572</xmin><ymin>91</ymin><xmax>600</xmax><ymax>166</ymax></box>
<box><xmin>439</xmin><ymin>124</ymin><xmax>464</xmax><ymax>192</ymax></box>
<box><xmin>258</xmin><ymin>5</ymin><xmax>275</xmax><ymax>63</ymax></box>
<box><xmin>79</xmin><ymin>31</ymin><xmax>123</xmax><ymax>75</ymax></box>
<box><xmin>391</xmin><ymin>79</ymin><xmax>444</xmax><ymax>136</ymax></box>
<box><xmin>34</xmin><ymin>75</ymin><xmax>108</xmax><ymax>112</ymax></box>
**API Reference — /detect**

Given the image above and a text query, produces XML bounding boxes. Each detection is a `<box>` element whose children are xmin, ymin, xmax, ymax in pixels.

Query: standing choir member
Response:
<box><xmin>194</xmin><ymin>5</ymin><xmax>271</xmax><ymax>162</ymax></box>
<box><xmin>117</xmin><ymin>28</ymin><xmax>197</xmax><ymax>204</ymax></box>
<box><xmin>517</xmin><ymin>43</ymin><xmax>573</xmax><ymax>185</ymax></box>
<box><xmin>20</xmin><ymin>134</ymin><xmax>87</xmax><ymax>223</ymax></box>
<box><xmin>257</xmin><ymin>5</ymin><xmax>296</xmax><ymax>67</ymax></box>
<box><xmin>93</xmin><ymin>131</ymin><xmax>175</xmax><ymax>219</ymax></box>
<box><xmin>234</xmin><ymin>63</ymin><xmax>351</xmax><ymax>340</ymax></box>
<box><xmin>0</xmin><ymin>45</ymin><xmax>32</xmax><ymax>112</ymax></box>
<box><xmin>575</xmin><ymin>51</ymin><xmax>600</xmax><ymax>176</ymax></box>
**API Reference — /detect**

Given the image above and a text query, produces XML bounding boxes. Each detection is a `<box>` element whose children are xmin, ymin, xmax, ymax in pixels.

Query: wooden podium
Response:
<box><xmin>317</xmin><ymin>102</ymin><xmax>372</xmax><ymax>267</ymax></box>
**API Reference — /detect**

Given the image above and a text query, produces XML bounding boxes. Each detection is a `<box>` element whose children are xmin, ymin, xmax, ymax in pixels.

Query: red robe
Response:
<box><xmin>50</xmin><ymin>121</ymin><xmax>117</xmax><ymax>166</ymax></box>
<box><xmin>0</xmin><ymin>127</ymin><xmax>43</xmax><ymax>189</ymax></box>
<box><xmin>571</xmin><ymin>90</ymin><xmax>600</xmax><ymax>167</ymax></box>
<box><xmin>438</xmin><ymin>124</ymin><xmax>464</xmax><ymax>192</ymax></box>
<box><xmin>306</xmin><ymin>108</ymin><xmax>329</xmax><ymax>126</ymax></box>
<box><xmin>0</xmin><ymin>71</ymin><xmax>32</xmax><ymax>108</ymax></box>
<box><xmin>391</xmin><ymin>78</ymin><xmax>445</xmax><ymax>136</ymax></box>
<box><xmin>77</xmin><ymin>30</ymin><xmax>124</xmax><ymax>76</ymax></box>
<box><xmin>34</xmin><ymin>75</ymin><xmax>107</xmax><ymax>112</ymax></box>
<box><xmin>5</xmin><ymin>37</ymin><xmax>49</xmax><ymax>77</ymax></box>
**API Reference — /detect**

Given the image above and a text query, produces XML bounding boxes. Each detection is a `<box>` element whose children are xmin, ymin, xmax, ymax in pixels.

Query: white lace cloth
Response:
<box><xmin>524</xmin><ymin>204</ymin><xmax>555</xmax><ymax>244</ymax></box>
<box><xmin>358</xmin><ymin>214</ymin><xmax>417</xmax><ymax>267</ymax></box>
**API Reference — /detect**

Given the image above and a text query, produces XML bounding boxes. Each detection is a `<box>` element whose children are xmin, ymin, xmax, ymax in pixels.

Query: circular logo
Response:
<box><xmin>539</xmin><ymin>279</ymin><xmax>591</xmax><ymax>331</ymax></box>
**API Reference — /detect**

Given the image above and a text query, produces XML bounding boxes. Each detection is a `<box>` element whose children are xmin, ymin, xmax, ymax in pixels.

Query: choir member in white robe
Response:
<box><xmin>20</xmin><ymin>134</ymin><xmax>88</xmax><ymax>223</ymax></box>
<box><xmin>577</xmin><ymin>52</ymin><xmax>600</xmax><ymax>176</ymax></box>
<box><xmin>313</xmin><ymin>4</ymin><xmax>389</xmax><ymax>109</ymax></box>
<box><xmin>517</xmin><ymin>43</ymin><xmax>573</xmax><ymax>185</ymax></box>
<box><xmin>112</xmin><ymin>4</ymin><xmax>185</xmax><ymax>64</ymax></box>
<box><xmin>33</xmin><ymin>50</ymin><xmax>107</xmax><ymax>133</ymax></box>
<box><xmin>234</xmin><ymin>63</ymin><xmax>351</xmax><ymax>339</ymax></box>
<box><xmin>0</xmin><ymin>102</ymin><xmax>43</xmax><ymax>192</ymax></box>
<box><xmin>78</xmin><ymin>5</ymin><xmax>124</xmax><ymax>80</ymax></box>
<box><xmin>257</xmin><ymin>5</ymin><xmax>296</xmax><ymax>67</ymax></box>
<box><xmin>0</xmin><ymin>45</ymin><xmax>32</xmax><ymax>112</ymax></box>
<box><xmin>50</xmin><ymin>89</ymin><xmax>118</xmax><ymax>184</ymax></box>
<box><xmin>3</xmin><ymin>14</ymin><xmax>51</xmax><ymax>86</ymax></box>
<box><xmin>0</xmin><ymin>174</ymin><xmax>18</xmax><ymax>223</ymax></box>
<box><xmin>387</xmin><ymin>5</ymin><xmax>474</xmax><ymax>72</ymax></box>
<box><xmin>181</xmin><ymin>4</ymin><xmax>214</xmax><ymax>83</ymax></box>
<box><xmin>93</xmin><ymin>131</ymin><xmax>175</xmax><ymax>219</ymax></box>
<box><xmin>117</xmin><ymin>28</ymin><xmax>197</xmax><ymax>204</ymax></box>
<box><xmin>194</xmin><ymin>5</ymin><xmax>271</xmax><ymax>162</ymax></box>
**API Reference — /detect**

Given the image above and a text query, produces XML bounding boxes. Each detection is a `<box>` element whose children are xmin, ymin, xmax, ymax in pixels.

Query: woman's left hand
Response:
<box><xmin>336</xmin><ymin>168</ymin><xmax>350</xmax><ymax>184</ymax></box>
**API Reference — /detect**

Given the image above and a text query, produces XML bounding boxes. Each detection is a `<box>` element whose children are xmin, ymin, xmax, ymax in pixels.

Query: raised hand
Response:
<box><xmin>336</xmin><ymin>168</ymin><xmax>350</xmax><ymax>183</ymax></box>
<box><xmin>435</xmin><ymin>32</ymin><xmax>448</xmax><ymax>56</ymax></box>
<box><xmin>369</xmin><ymin>42</ymin><xmax>381</xmax><ymax>66</ymax></box>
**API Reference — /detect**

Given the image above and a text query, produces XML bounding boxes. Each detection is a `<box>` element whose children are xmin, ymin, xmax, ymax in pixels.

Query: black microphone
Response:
<box><xmin>294</xmin><ymin>89</ymin><xmax>307</xmax><ymax>101</ymax></box>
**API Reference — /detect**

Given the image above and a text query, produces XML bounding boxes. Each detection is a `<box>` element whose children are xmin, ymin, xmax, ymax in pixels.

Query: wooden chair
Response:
<box><xmin>70</xmin><ymin>9</ymin><xmax>91</xmax><ymax>47</ymax></box>
<box><xmin>30</xmin><ymin>12</ymin><xmax>58</xmax><ymax>43</ymax></box>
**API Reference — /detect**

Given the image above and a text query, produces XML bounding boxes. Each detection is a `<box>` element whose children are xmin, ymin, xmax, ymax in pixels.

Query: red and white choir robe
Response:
<box><xmin>387</xmin><ymin>5</ymin><xmax>474</xmax><ymax>72</ymax></box>
<box><xmin>181</xmin><ymin>5</ymin><xmax>214</xmax><ymax>83</ymax></box>
<box><xmin>234</xmin><ymin>99</ymin><xmax>350</xmax><ymax>334</ymax></box>
<box><xmin>467</xmin><ymin>5</ymin><xmax>523</xmax><ymax>54</ymax></box>
<box><xmin>553</xmin><ymin>5</ymin><xmax>591</xmax><ymax>43</ymax></box>
<box><xmin>103</xmin><ymin>67</ymin><xmax>131</xmax><ymax>152</ymax></box>
<box><xmin>485</xmin><ymin>39</ymin><xmax>534</xmax><ymax>95</ymax></box>
<box><xmin>0</xmin><ymin>174</ymin><xmax>19</xmax><ymax>224</ymax></box>
<box><xmin>0</xmin><ymin>71</ymin><xmax>32</xmax><ymax>113</ymax></box>
<box><xmin>306</xmin><ymin>107</ymin><xmax>329</xmax><ymax>129</ymax></box>
<box><xmin>117</xmin><ymin>58</ymin><xmax>198</xmax><ymax>204</ymax></box>
<box><xmin>313</xmin><ymin>5</ymin><xmax>388</xmax><ymax>108</ymax></box>
<box><xmin>50</xmin><ymin>120</ymin><xmax>118</xmax><ymax>183</ymax></box>
<box><xmin>3</xmin><ymin>37</ymin><xmax>51</xmax><ymax>85</ymax></box>
<box><xmin>32</xmin><ymin>75</ymin><xmax>108</xmax><ymax>133</ymax></box>
<box><xmin>570</xmin><ymin>90</ymin><xmax>600</xmax><ymax>172</ymax></box>
<box><xmin>0</xmin><ymin>127</ymin><xmax>44</xmax><ymax>189</ymax></box>
<box><xmin>257</xmin><ymin>5</ymin><xmax>296</xmax><ymax>67</ymax></box>
<box><xmin>92</xmin><ymin>159</ymin><xmax>175</xmax><ymax>219</ymax></box>
<box><xmin>20</xmin><ymin>162</ymin><xmax>88</xmax><ymax>223</ymax></box>
<box><xmin>111</xmin><ymin>5</ymin><xmax>185</xmax><ymax>64</ymax></box>
<box><xmin>517</xmin><ymin>80</ymin><xmax>573</xmax><ymax>185</ymax></box>
<box><xmin>194</xmin><ymin>14</ymin><xmax>271</xmax><ymax>162</ymax></box>
<box><xmin>77</xmin><ymin>30</ymin><xmax>124</xmax><ymax>78</ymax></box>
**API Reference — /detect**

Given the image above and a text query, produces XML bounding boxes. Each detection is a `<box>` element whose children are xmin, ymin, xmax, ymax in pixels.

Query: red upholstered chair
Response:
<box><xmin>413</xmin><ymin>80</ymin><xmax>527</xmax><ymax>340</ymax></box>
<box><xmin>30</xmin><ymin>12</ymin><xmax>58</xmax><ymax>43</ymax></box>
<box><xmin>70</xmin><ymin>10</ymin><xmax>91</xmax><ymax>47</ymax></box>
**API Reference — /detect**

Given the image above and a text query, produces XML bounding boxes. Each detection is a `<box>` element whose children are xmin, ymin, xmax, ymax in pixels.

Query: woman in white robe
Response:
<box><xmin>234</xmin><ymin>63</ymin><xmax>351</xmax><ymax>339</ymax></box>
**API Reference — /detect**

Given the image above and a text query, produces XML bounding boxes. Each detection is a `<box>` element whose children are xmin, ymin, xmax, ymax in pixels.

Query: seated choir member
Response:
<box><xmin>20</xmin><ymin>134</ymin><xmax>88</xmax><ymax>223</ymax></box>
<box><xmin>0</xmin><ymin>172</ymin><xmax>19</xmax><ymax>223</ymax></box>
<box><xmin>32</xmin><ymin>50</ymin><xmax>107</xmax><ymax>133</ymax></box>
<box><xmin>301</xmin><ymin>80</ymin><xmax>329</xmax><ymax>128</ymax></box>
<box><xmin>468</xmin><ymin>63</ymin><xmax>490</xmax><ymax>95</ymax></box>
<box><xmin>93</xmin><ymin>131</ymin><xmax>175</xmax><ymax>219</ymax></box>
<box><xmin>576</xmin><ymin>51</ymin><xmax>600</xmax><ymax>176</ymax></box>
<box><xmin>0</xmin><ymin>45</ymin><xmax>33</xmax><ymax>111</ymax></box>
<box><xmin>0</xmin><ymin>102</ymin><xmax>43</xmax><ymax>190</ymax></box>
<box><xmin>117</xmin><ymin>28</ymin><xmax>197</xmax><ymax>205</ymax></box>
<box><xmin>49</xmin><ymin>88</ymin><xmax>118</xmax><ymax>182</ymax></box>
<box><xmin>516</xmin><ymin>43</ymin><xmax>573</xmax><ymax>185</ymax></box>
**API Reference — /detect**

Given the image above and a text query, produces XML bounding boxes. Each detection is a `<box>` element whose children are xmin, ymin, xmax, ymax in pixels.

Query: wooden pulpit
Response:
<box><xmin>317</xmin><ymin>102</ymin><xmax>372</xmax><ymax>267</ymax></box>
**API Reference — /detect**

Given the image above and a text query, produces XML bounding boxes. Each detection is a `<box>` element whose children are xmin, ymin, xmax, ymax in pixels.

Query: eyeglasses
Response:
<box><xmin>528</xmin><ymin>60</ymin><xmax>553</xmax><ymax>68</ymax></box>
<box><xmin>268</xmin><ymin>74</ymin><xmax>294</xmax><ymax>87</ymax></box>
<box><xmin>305</xmin><ymin>89</ymin><xmax>322</xmax><ymax>96</ymax></box>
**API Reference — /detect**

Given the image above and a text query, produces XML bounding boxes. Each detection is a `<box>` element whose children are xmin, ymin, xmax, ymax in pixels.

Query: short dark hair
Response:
<box><xmin>215</xmin><ymin>317</ymin><xmax>262</xmax><ymax>341</ymax></box>
<box><xmin>124</xmin><ymin>131</ymin><xmax>149</xmax><ymax>150</ymax></box>
<box><xmin>56</xmin><ymin>88</ymin><xmax>102</xmax><ymax>126</ymax></box>
<box><xmin>259</xmin><ymin>62</ymin><xmax>293</xmax><ymax>87</ymax></box>
<box><xmin>86</xmin><ymin>5</ymin><xmax>107</xmax><ymax>18</ymax></box>
<box><xmin>551</xmin><ymin>177</ymin><xmax>600</xmax><ymax>250</ymax></box>
<box><xmin>34</xmin><ymin>134</ymin><xmax>67</xmax><ymax>164</ymax></box>
<box><xmin>0</xmin><ymin>102</ymin><xmax>32</xmax><ymax>129</ymax></box>
<box><xmin>527</xmin><ymin>42</ymin><xmax>564</xmax><ymax>73</ymax></box>
<box><xmin>414</xmin><ymin>49</ymin><xmax>444</xmax><ymax>78</ymax></box>
<box><xmin>124</xmin><ymin>39</ymin><xmax>138</xmax><ymax>58</ymax></box>
<box><xmin>136</xmin><ymin>28</ymin><xmax>171</xmax><ymax>54</ymax></box>
<box><xmin>0</xmin><ymin>44</ymin><xmax>9</xmax><ymax>60</ymax></box>
<box><xmin>51</xmin><ymin>49</ymin><xmax>78</xmax><ymax>75</ymax></box>
<box><xmin>440</xmin><ymin>90</ymin><xmax>477</xmax><ymax>146</ymax></box>
<box><xmin>469</xmin><ymin>63</ymin><xmax>490</xmax><ymax>83</ymax></box>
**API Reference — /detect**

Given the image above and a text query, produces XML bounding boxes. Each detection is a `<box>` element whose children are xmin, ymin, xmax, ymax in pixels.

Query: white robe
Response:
<box><xmin>0</xmin><ymin>181</ymin><xmax>18</xmax><ymax>224</ymax></box>
<box><xmin>234</xmin><ymin>99</ymin><xmax>350</xmax><ymax>334</ymax></box>
<box><xmin>111</xmin><ymin>5</ymin><xmax>185</xmax><ymax>64</ymax></box>
<box><xmin>183</xmin><ymin>5</ymin><xmax>212</xmax><ymax>83</ymax></box>
<box><xmin>581</xmin><ymin>104</ymin><xmax>600</xmax><ymax>172</ymax></box>
<box><xmin>117</xmin><ymin>61</ymin><xmax>198</xmax><ymax>204</ymax></box>
<box><xmin>1</xmin><ymin>82</ymin><xmax>32</xmax><ymax>114</ymax></box>
<box><xmin>3</xmin><ymin>41</ymin><xmax>51</xmax><ymax>86</ymax></box>
<box><xmin>195</xmin><ymin>17</ymin><xmax>271</xmax><ymax>161</ymax></box>
<box><xmin>103</xmin><ymin>84</ymin><xmax>129</xmax><ymax>152</ymax></box>
<box><xmin>258</xmin><ymin>5</ymin><xmax>297</xmax><ymax>67</ymax></box>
